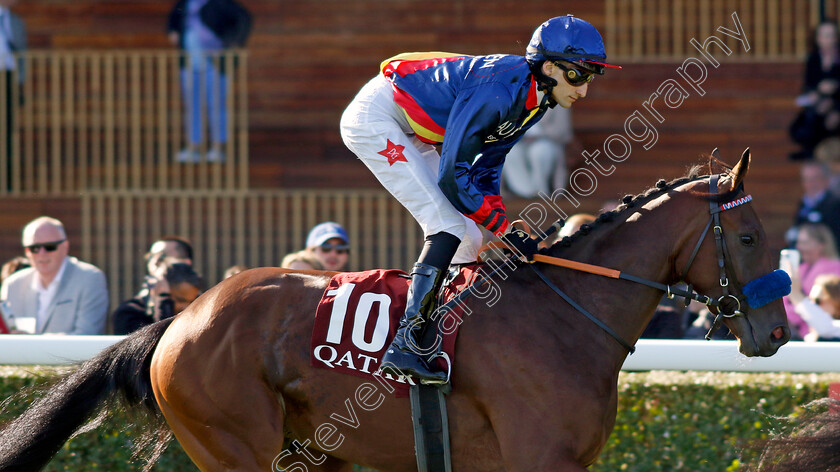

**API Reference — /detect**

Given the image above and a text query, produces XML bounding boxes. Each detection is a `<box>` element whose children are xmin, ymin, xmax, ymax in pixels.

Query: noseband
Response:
<box><xmin>676</xmin><ymin>174</ymin><xmax>750</xmax><ymax>339</ymax></box>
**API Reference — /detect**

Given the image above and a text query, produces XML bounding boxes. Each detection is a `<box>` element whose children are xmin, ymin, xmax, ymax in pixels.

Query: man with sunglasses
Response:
<box><xmin>305</xmin><ymin>221</ymin><xmax>350</xmax><ymax>272</ymax></box>
<box><xmin>340</xmin><ymin>15</ymin><xmax>619</xmax><ymax>383</ymax></box>
<box><xmin>0</xmin><ymin>216</ymin><xmax>108</xmax><ymax>334</ymax></box>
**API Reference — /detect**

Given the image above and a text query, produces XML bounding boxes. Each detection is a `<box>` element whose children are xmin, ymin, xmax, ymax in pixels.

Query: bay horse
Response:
<box><xmin>0</xmin><ymin>149</ymin><xmax>790</xmax><ymax>472</ymax></box>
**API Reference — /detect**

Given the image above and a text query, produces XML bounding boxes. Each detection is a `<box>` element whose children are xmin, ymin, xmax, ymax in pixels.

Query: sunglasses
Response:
<box><xmin>24</xmin><ymin>239</ymin><xmax>65</xmax><ymax>253</ymax></box>
<box><xmin>553</xmin><ymin>61</ymin><xmax>594</xmax><ymax>86</ymax></box>
<box><xmin>318</xmin><ymin>243</ymin><xmax>349</xmax><ymax>255</ymax></box>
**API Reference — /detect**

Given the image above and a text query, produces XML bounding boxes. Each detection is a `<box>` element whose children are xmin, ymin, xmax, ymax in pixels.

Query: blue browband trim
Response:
<box><xmin>719</xmin><ymin>194</ymin><xmax>752</xmax><ymax>211</ymax></box>
<box><xmin>742</xmin><ymin>269</ymin><xmax>792</xmax><ymax>309</ymax></box>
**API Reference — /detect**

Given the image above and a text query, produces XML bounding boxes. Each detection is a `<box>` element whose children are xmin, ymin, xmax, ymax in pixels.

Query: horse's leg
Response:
<box><xmin>155</xmin><ymin>388</ymin><xmax>354</xmax><ymax>472</ymax></box>
<box><xmin>151</xmin><ymin>316</ymin><xmax>288</xmax><ymax>471</ymax></box>
<box><xmin>153</xmin><ymin>366</ymin><xmax>285</xmax><ymax>470</ymax></box>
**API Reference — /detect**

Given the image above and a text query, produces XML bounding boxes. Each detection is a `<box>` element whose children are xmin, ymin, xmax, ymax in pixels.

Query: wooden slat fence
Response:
<box><xmin>606</xmin><ymin>0</ymin><xmax>833</xmax><ymax>61</ymax></box>
<box><xmin>0</xmin><ymin>49</ymin><xmax>248</xmax><ymax>195</ymax></box>
<box><xmin>80</xmin><ymin>190</ymin><xmax>423</xmax><ymax>310</ymax></box>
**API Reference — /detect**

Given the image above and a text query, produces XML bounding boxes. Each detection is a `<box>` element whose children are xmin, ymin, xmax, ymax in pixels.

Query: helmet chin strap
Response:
<box><xmin>536</xmin><ymin>80</ymin><xmax>558</xmax><ymax>109</ymax></box>
<box><xmin>529</xmin><ymin>60</ymin><xmax>559</xmax><ymax>109</ymax></box>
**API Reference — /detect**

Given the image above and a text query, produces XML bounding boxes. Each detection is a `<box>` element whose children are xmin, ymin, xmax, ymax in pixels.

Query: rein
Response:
<box><xmin>518</xmin><ymin>174</ymin><xmax>755</xmax><ymax>352</ymax></box>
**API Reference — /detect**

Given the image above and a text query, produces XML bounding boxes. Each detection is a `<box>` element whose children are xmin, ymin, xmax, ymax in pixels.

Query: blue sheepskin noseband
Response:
<box><xmin>742</xmin><ymin>270</ymin><xmax>791</xmax><ymax>309</ymax></box>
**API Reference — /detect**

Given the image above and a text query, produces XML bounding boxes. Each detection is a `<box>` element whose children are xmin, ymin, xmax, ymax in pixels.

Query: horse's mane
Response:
<box><xmin>550</xmin><ymin>157</ymin><xmax>743</xmax><ymax>251</ymax></box>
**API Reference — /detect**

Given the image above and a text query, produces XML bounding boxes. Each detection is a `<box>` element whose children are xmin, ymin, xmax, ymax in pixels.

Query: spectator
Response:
<box><xmin>145</xmin><ymin>235</ymin><xmax>193</xmax><ymax>276</ymax></box>
<box><xmin>683</xmin><ymin>306</ymin><xmax>733</xmax><ymax>340</ymax></box>
<box><xmin>167</xmin><ymin>0</ymin><xmax>252</xmax><ymax>163</ymax></box>
<box><xmin>281</xmin><ymin>250</ymin><xmax>324</xmax><ymax>271</ymax></box>
<box><xmin>0</xmin><ymin>256</ymin><xmax>28</xmax><ymax>333</ymax></box>
<box><xmin>502</xmin><ymin>107</ymin><xmax>573</xmax><ymax>198</ymax></box>
<box><xmin>786</xmin><ymin>160</ymin><xmax>840</xmax><ymax>247</ymax></box>
<box><xmin>786</xmin><ymin>272</ymin><xmax>840</xmax><ymax>341</ymax></box>
<box><xmin>0</xmin><ymin>0</ymin><xmax>25</xmax><ymax>186</ymax></box>
<box><xmin>600</xmin><ymin>199</ymin><xmax>621</xmax><ymax>213</ymax></box>
<box><xmin>305</xmin><ymin>221</ymin><xmax>349</xmax><ymax>272</ymax></box>
<box><xmin>640</xmin><ymin>306</ymin><xmax>687</xmax><ymax>339</ymax></box>
<box><xmin>138</xmin><ymin>236</ymin><xmax>194</xmax><ymax>311</ymax></box>
<box><xmin>783</xmin><ymin>223</ymin><xmax>840</xmax><ymax>339</ymax></box>
<box><xmin>790</xmin><ymin>20</ymin><xmax>840</xmax><ymax>160</ymax></box>
<box><xmin>558</xmin><ymin>213</ymin><xmax>596</xmax><ymax>238</ymax></box>
<box><xmin>0</xmin><ymin>256</ymin><xmax>28</xmax><ymax>283</ymax></box>
<box><xmin>113</xmin><ymin>261</ymin><xmax>203</xmax><ymax>335</ymax></box>
<box><xmin>281</xmin><ymin>250</ymin><xmax>323</xmax><ymax>271</ymax></box>
<box><xmin>223</xmin><ymin>264</ymin><xmax>248</xmax><ymax>279</ymax></box>
<box><xmin>814</xmin><ymin>136</ymin><xmax>840</xmax><ymax>195</ymax></box>
<box><xmin>540</xmin><ymin>212</ymin><xmax>596</xmax><ymax>249</ymax></box>
<box><xmin>0</xmin><ymin>216</ymin><xmax>108</xmax><ymax>334</ymax></box>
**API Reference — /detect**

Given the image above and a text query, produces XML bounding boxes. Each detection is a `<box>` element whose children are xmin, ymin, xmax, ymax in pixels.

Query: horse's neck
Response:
<box><xmin>546</xmin><ymin>194</ymin><xmax>701</xmax><ymax>357</ymax></box>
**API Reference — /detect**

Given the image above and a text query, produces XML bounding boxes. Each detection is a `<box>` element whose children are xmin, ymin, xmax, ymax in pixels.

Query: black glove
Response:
<box><xmin>500</xmin><ymin>229</ymin><xmax>538</xmax><ymax>260</ymax></box>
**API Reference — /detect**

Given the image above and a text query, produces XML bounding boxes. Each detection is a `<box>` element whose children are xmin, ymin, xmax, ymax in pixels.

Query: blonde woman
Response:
<box><xmin>787</xmin><ymin>273</ymin><xmax>840</xmax><ymax>341</ymax></box>
<box><xmin>280</xmin><ymin>250</ymin><xmax>324</xmax><ymax>271</ymax></box>
<box><xmin>783</xmin><ymin>222</ymin><xmax>840</xmax><ymax>338</ymax></box>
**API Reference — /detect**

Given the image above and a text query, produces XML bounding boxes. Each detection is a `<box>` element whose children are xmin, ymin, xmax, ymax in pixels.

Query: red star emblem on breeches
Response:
<box><xmin>377</xmin><ymin>139</ymin><xmax>407</xmax><ymax>166</ymax></box>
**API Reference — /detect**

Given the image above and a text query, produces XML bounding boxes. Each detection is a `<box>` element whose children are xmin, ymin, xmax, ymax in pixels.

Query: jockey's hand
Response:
<box><xmin>501</xmin><ymin>229</ymin><xmax>538</xmax><ymax>261</ymax></box>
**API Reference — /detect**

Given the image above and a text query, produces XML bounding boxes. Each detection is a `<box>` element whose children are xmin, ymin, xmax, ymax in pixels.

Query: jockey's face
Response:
<box><xmin>542</xmin><ymin>60</ymin><xmax>590</xmax><ymax>109</ymax></box>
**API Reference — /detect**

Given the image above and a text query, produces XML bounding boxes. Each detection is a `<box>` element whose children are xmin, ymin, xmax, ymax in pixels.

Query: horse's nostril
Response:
<box><xmin>771</xmin><ymin>326</ymin><xmax>785</xmax><ymax>341</ymax></box>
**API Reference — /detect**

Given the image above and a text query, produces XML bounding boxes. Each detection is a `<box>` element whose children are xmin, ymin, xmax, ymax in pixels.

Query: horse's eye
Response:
<box><xmin>740</xmin><ymin>235</ymin><xmax>755</xmax><ymax>246</ymax></box>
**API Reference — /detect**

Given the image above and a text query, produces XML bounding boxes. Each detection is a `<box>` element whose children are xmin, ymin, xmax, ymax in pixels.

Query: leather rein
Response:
<box><xmin>499</xmin><ymin>174</ymin><xmax>753</xmax><ymax>353</ymax></box>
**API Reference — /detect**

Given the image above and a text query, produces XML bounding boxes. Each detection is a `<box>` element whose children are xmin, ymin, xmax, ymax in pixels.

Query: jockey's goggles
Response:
<box><xmin>552</xmin><ymin>61</ymin><xmax>595</xmax><ymax>86</ymax></box>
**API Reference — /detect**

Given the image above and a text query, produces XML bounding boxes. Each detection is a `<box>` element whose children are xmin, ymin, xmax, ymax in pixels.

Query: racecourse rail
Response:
<box><xmin>0</xmin><ymin>336</ymin><xmax>838</xmax><ymax>372</ymax></box>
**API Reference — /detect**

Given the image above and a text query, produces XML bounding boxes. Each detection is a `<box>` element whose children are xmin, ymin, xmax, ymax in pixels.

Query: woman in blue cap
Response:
<box><xmin>305</xmin><ymin>221</ymin><xmax>350</xmax><ymax>272</ymax></box>
<box><xmin>340</xmin><ymin>15</ymin><xmax>619</xmax><ymax>383</ymax></box>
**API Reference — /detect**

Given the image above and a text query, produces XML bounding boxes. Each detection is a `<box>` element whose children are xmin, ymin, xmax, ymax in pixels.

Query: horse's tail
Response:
<box><xmin>0</xmin><ymin>317</ymin><xmax>175</xmax><ymax>472</ymax></box>
<box><xmin>746</xmin><ymin>397</ymin><xmax>840</xmax><ymax>472</ymax></box>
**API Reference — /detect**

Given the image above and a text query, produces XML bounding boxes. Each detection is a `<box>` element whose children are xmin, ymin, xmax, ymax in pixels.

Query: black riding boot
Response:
<box><xmin>379</xmin><ymin>263</ymin><xmax>448</xmax><ymax>383</ymax></box>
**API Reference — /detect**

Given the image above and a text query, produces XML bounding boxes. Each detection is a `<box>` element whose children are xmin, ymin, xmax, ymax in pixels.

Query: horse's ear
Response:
<box><xmin>729</xmin><ymin>148</ymin><xmax>751</xmax><ymax>191</ymax></box>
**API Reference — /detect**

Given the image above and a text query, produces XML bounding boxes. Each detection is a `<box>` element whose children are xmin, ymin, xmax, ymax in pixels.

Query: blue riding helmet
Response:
<box><xmin>526</xmin><ymin>15</ymin><xmax>620</xmax><ymax>75</ymax></box>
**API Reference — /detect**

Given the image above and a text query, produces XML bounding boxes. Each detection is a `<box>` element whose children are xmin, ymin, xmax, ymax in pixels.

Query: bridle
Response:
<box><xmin>473</xmin><ymin>173</ymin><xmax>757</xmax><ymax>353</ymax></box>
<box><xmin>421</xmin><ymin>172</ymin><xmax>783</xmax><ymax>386</ymax></box>
<box><xmin>526</xmin><ymin>173</ymin><xmax>756</xmax><ymax>352</ymax></box>
<box><xmin>675</xmin><ymin>174</ymin><xmax>753</xmax><ymax>340</ymax></box>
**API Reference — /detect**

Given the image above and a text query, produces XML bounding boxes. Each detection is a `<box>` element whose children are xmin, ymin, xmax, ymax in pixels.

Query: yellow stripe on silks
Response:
<box><xmin>403</xmin><ymin>109</ymin><xmax>445</xmax><ymax>144</ymax></box>
<box><xmin>520</xmin><ymin>107</ymin><xmax>541</xmax><ymax>128</ymax></box>
<box><xmin>380</xmin><ymin>52</ymin><xmax>466</xmax><ymax>73</ymax></box>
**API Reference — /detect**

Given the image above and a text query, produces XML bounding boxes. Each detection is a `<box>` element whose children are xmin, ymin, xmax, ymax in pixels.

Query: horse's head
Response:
<box><xmin>676</xmin><ymin>148</ymin><xmax>790</xmax><ymax>356</ymax></box>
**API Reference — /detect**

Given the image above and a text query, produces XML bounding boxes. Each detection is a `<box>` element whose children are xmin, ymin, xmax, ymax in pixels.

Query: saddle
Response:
<box><xmin>310</xmin><ymin>265</ymin><xmax>484</xmax><ymax>472</ymax></box>
<box><xmin>310</xmin><ymin>265</ymin><xmax>480</xmax><ymax>396</ymax></box>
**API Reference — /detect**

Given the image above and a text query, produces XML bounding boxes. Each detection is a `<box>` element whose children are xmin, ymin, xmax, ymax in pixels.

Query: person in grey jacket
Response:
<box><xmin>0</xmin><ymin>216</ymin><xmax>108</xmax><ymax>335</ymax></box>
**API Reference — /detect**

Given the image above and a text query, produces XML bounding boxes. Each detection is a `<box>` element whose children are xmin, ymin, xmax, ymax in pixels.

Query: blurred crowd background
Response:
<box><xmin>0</xmin><ymin>0</ymin><xmax>838</xmax><ymax>338</ymax></box>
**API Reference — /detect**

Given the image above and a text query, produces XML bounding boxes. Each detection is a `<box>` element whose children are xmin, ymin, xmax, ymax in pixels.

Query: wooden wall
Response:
<box><xmin>11</xmin><ymin>0</ymin><xmax>606</xmax><ymax>187</ymax></box>
<box><xmin>2</xmin><ymin>1</ymin><xmax>806</xmax><ymax>260</ymax></box>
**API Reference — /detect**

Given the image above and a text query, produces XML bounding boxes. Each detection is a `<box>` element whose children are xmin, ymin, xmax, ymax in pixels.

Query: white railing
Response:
<box><xmin>0</xmin><ymin>335</ymin><xmax>123</xmax><ymax>364</ymax></box>
<box><xmin>1</xmin><ymin>337</ymin><xmax>839</xmax><ymax>372</ymax></box>
<box><xmin>622</xmin><ymin>339</ymin><xmax>840</xmax><ymax>372</ymax></box>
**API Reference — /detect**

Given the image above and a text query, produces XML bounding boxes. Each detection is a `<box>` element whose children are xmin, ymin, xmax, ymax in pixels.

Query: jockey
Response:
<box><xmin>340</xmin><ymin>15</ymin><xmax>619</xmax><ymax>383</ymax></box>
